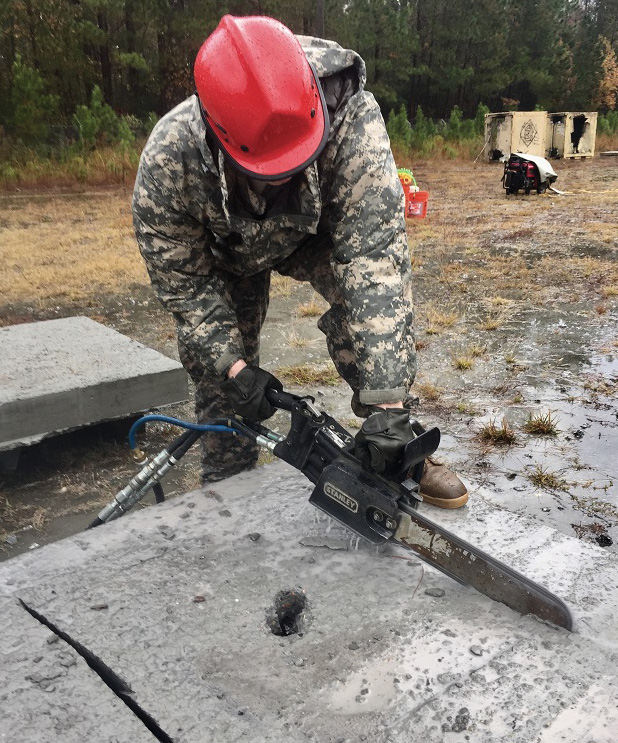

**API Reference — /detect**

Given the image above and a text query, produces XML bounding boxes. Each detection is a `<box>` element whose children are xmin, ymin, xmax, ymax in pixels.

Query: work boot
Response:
<box><xmin>418</xmin><ymin>457</ymin><xmax>468</xmax><ymax>509</ymax></box>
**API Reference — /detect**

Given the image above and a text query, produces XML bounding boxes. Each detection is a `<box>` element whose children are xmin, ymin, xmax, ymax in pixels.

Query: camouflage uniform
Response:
<box><xmin>133</xmin><ymin>36</ymin><xmax>417</xmax><ymax>481</ymax></box>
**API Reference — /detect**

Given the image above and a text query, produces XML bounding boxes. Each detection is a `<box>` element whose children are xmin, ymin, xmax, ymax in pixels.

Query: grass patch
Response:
<box><xmin>468</xmin><ymin>344</ymin><xmax>487</xmax><ymax>358</ymax></box>
<box><xmin>527</xmin><ymin>465</ymin><xmax>569</xmax><ymax>491</ymax></box>
<box><xmin>276</xmin><ymin>362</ymin><xmax>341</xmax><ymax>387</ymax></box>
<box><xmin>0</xmin><ymin>145</ymin><xmax>142</xmax><ymax>191</ymax></box>
<box><xmin>582</xmin><ymin>376</ymin><xmax>618</xmax><ymax>396</ymax></box>
<box><xmin>425</xmin><ymin>305</ymin><xmax>460</xmax><ymax>335</ymax></box>
<box><xmin>270</xmin><ymin>275</ymin><xmax>296</xmax><ymax>298</ymax></box>
<box><xmin>452</xmin><ymin>354</ymin><xmax>474</xmax><ymax>370</ymax></box>
<box><xmin>1</xmin><ymin>192</ymin><xmax>148</xmax><ymax>305</ymax></box>
<box><xmin>257</xmin><ymin>450</ymin><xmax>277</xmax><ymax>467</ymax></box>
<box><xmin>456</xmin><ymin>401</ymin><xmax>481</xmax><ymax>415</ymax></box>
<box><xmin>479</xmin><ymin>418</ymin><xmax>517</xmax><ymax>445</ymax></box>
<box><xmin>601</xmin><ymin>285</ymin><xmax>618</xmax><ymax>298</ymax></box>
<box><xmin>479</xmin><ymin>313</ymin><xmax>503</xmax><ymax>331</ymax></box>
<box><xmin>571</xmin><ymin>522</ymin><xmax>611</xmax><ymax>542</ymax></box>
<box><xmin>280</xmin><ymin>329</ymin><xmax>317</xmax><ymax>349</ymax></box>
<box><xmin>296</xmin><ymin>299</ymin><xmax>325</xmax><ymax>317</ymax></box>
<box><xmin>523</xmin><ymin>410</ymin><xmax>559</xmax><ymax>436</ymax></box>
<box><xmin>415</xmin><ymin>381</ymin><xmax>442</xmax><ymax>401</ymax></box>
<box><xmin>569</xmin><ymin>492</ymin><xmax>618</xmax><ymax>519</ymax></box>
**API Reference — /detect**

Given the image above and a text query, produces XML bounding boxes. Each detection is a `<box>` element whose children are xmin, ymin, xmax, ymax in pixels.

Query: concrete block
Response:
<box><xmin>0</xmin><ymin>316</ymin><xmax>188</xmax><ymax>451</ymax></box>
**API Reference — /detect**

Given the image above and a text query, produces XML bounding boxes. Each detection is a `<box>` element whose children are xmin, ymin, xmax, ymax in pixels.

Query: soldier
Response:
<box><xmin>133</xmin><ymin>15</ymin><xmax>468</xmax><ymax>508</ymax></box>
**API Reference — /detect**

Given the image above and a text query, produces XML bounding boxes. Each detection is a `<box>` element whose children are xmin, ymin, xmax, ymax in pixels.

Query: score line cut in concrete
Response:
<box><xmin>0</xmin><ymin>316</ymin><xmax>188</xmax><ymax>451</ymax></box>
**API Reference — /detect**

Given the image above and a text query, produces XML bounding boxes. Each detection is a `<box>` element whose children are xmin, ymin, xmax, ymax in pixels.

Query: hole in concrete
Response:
<box><xmin>267</xmin><ymin>588</ymin><xmax>307</xmax><ymax>637</ymax></box>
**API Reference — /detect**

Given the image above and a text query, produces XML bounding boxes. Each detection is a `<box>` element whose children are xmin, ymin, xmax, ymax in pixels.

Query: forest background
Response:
<box><xmin>2</xmin><ymin>0</ymin><xmax>618</xmax><ymax>188</ymax></box>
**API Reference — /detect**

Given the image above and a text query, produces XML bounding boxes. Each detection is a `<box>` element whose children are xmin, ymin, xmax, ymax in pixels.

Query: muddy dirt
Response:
<box><xmin>1</xmin><ymin>158</ymin><xmax>617</xmax><ymax>560</ymax></box>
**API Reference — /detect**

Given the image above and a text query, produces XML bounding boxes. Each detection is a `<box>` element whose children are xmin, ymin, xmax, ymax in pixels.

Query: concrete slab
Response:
<box><xmin>0</xmin><ymin>316</ymin><xmax>188</xmax><ymax>451</ymax></box>
<box><xmin>1</xmin><ymin>462</ymin><xmax>618</xmax><ymax>742</ymax></box>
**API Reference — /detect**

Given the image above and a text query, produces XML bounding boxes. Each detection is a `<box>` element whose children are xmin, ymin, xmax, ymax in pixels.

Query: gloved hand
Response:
<box><xmin>221</xmin><ymin>365</ymin><xmax>283</xmax><ymax>420</ymax></box>
<box><xmin>354</xmin><ymin>408</ymin><xmax>415</xmax><ymax>479</ymax></box>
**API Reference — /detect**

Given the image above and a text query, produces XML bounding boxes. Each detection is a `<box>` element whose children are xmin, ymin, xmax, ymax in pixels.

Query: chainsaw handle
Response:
<box><xmin>265</xmin><ymin>388</ymin><xmax>303</xmax><ymax>412</ymax></box>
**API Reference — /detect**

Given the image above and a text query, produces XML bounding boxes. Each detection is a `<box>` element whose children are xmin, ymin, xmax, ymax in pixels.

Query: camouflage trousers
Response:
<box><xmin>179</xmin><ymin>233</ymin><xmax>375</xmax><ymax>482</ymax></box>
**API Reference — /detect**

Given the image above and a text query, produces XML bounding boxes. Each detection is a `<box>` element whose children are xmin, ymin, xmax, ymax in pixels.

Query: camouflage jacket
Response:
<box><xmin>133</xmin><ymin>36</ymin><xmax>416</xmax><ymax>406</ymax></box>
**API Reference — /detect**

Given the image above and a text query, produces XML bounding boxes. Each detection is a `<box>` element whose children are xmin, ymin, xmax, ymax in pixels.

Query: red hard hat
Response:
<box><xmin>194</xmin><ymin>15</ymin><xmax>329</xmax><ymax>180</ymax></box>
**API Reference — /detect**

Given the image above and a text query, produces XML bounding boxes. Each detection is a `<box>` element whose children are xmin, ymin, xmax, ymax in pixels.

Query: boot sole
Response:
<box><xmin>420</xmin><ymin>491</ymin><xmax>469</xmax><ymax>509</ymax></box>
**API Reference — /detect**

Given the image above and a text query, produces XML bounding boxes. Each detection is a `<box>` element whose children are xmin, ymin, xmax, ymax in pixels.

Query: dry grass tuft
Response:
<box><xmin>257</xmin><ymin>450</ymin><xmax>277</xmax><ymax>467</ymax></box>
<box><xmin>479</xmin><ymin>313</ymin><xmax>503</xmax><ymax>331</ymax></box>
<box><xmin>296</xmin><ymin>299</ymin><xmax>325</xmax><ymax>317</ymax></box>
<box><xmin>276</xmin><ymin>362</ymin><xmax>341</xmax><ymax>387</ymax></box>
<box><xmin>452</xmin><ymin>354</ymin><xmax>474</xmax><ymax>370</ymax></box>
<box><xmin>527</xmin><ymin>464</ymin><xmax>569</xmax><ymax>491</ymax></box>
<box><xmin>468</xmin><ymin>344</ymin><xmax>487</xmax><ymax>358</ymax></box>
<box><xmin>280</xmin><ymin>329</ymin><xmax>317</xmax><ymax>349</ymax></box>
<box><xmin>270</xmin><ymin>275</ymin><xmax>296</xmax><ymax>298</ymax></box>
<box><xmin>487</xmin><ymin>297</ymin><xmax>514</xmax><ymax>307</ymax></box>
<box><xmin>415</xmin><ymin>381</ymin><xmax>443</xmax><ymax>401</ymax></box>
<box><xmin>425</xmin><ymin>305</ymin><xmax>460</xmax><ymax>335</ymax></box>
<box><xmin>479</xmin><ymin>418</ymin><xmax>517</xmax><ymax>445</ymax></box>
<box><xmin>31</xmin><ymin>507</ymin><xmax>49</xmax><ymax>531</ymax></box>
<box><xmin>523</xmin><ymin>410</ymin><xmax>559</xmax><ymax>436</ymax></box>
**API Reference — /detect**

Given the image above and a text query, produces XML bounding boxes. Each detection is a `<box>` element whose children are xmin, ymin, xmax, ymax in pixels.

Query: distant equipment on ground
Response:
<box><xmin>484</xmin><ymin>111</ymin><xmax>597</xmax><ymax>161</ymax></box>
<box><xmin>397</xmin><ymin>168</ymin><xmax>429</xmax><ymax>218</ymax></box>
<box><xmin>502</xmin><ymin>153</ymin><xmax>558</xmax><ymax>196</ymax></box>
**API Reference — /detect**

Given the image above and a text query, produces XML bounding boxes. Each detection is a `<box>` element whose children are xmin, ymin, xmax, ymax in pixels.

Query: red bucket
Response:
<box><xmin>406</xmin><ymin>190</ymin><xmax>429</xmax><ymax>219</ymax></box>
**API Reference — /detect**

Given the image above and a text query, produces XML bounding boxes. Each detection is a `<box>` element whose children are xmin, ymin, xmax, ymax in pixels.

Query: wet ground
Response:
<box><xmin>1</xmin><ymin>157</ymin><xmax>617</xmax><ymax>559</ymax></box>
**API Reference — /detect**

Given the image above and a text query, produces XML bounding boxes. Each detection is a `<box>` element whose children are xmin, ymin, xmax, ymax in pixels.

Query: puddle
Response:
<box><xmin>471</xmin><ymin>343</ymin><xmax>618</xmax><ymax>552</ymax></box>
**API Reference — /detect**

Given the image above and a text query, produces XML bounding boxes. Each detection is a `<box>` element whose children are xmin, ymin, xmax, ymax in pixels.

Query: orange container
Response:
<box><xmin>406</xmin><ymin>190</ymin><xmax>429</xmax><ymax>219</ymax></box>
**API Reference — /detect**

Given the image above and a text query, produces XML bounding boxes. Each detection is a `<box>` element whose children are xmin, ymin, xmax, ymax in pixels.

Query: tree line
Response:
<box><xmin>1</xmin><ymin>0</ymin><xmax>617</xmax><ymax>148</ymax></box>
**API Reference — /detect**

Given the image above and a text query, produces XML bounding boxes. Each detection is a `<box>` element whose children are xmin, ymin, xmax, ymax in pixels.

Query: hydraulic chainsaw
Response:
<box><xmin>89</xmin><ymin>389</ymin><xmax>573</xmax><ymax>632</ymax></box>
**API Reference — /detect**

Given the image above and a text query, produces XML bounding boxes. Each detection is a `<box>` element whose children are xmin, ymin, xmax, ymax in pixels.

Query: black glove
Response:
<box><xmin>354</xmin><ymin>408</ymin><xmax>415</xmax><ymax>479</ymax></box>
<box><xmin>221</xmin><ymin>365</ymin><xmax>283</xmax><ymax>421</ymax></box>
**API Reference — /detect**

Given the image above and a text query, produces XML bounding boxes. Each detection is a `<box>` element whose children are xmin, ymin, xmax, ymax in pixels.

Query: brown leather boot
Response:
<box><xmin>418</xmin><ymin>457</ymin><xmax>468</xmax><ymax>508</ymax></box>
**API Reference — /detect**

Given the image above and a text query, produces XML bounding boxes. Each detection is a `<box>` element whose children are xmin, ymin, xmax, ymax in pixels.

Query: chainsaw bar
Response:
<box><xmin>308</xmin><ymin>450</ymin><xmax>573</xmax><ymax>631</ymax></box>
<box><xmin>394</xmin><ymin>502</ymin><xmax>573</xmax><ymax>631</ymax></box>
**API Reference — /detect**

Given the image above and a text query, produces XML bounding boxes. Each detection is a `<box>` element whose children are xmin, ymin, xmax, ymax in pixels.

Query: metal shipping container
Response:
<box><xmin>546</xmin><ymin>112</ymin><xmax>597</xmax><ymax>158</ymax></box>
<box><xmin>484</xmin><ymin>111</ymin><xmax>548</xmax><ymax>161</ymax></box>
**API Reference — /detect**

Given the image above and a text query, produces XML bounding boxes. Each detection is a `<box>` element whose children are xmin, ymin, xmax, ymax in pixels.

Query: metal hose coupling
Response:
<box><xmin>95</xmin><ymin>449</ymin><xmax>171</xmax><ymax>523</ymax></box>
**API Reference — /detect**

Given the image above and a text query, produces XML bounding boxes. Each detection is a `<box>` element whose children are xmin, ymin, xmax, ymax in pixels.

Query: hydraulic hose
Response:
<box><xmin>128</xmin><ymin>414</ymin><xmax>238</xmax><ymax>450</ymax></box>
<box><xmin>88</xmin><ymin>415</ymin><xmax>256</xmax><ymax>529</ymax></box>
<box><xmin>88</xmin><ymin>412</ymin><xmax>281</xmax><ymax>529</ymax></box>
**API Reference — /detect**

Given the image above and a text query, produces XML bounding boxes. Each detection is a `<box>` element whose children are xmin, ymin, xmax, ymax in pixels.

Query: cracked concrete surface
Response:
<box><xmin>2</xmin><ymin>462</ymin><xmax>618</xmax><ymax>742</ymax></box>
